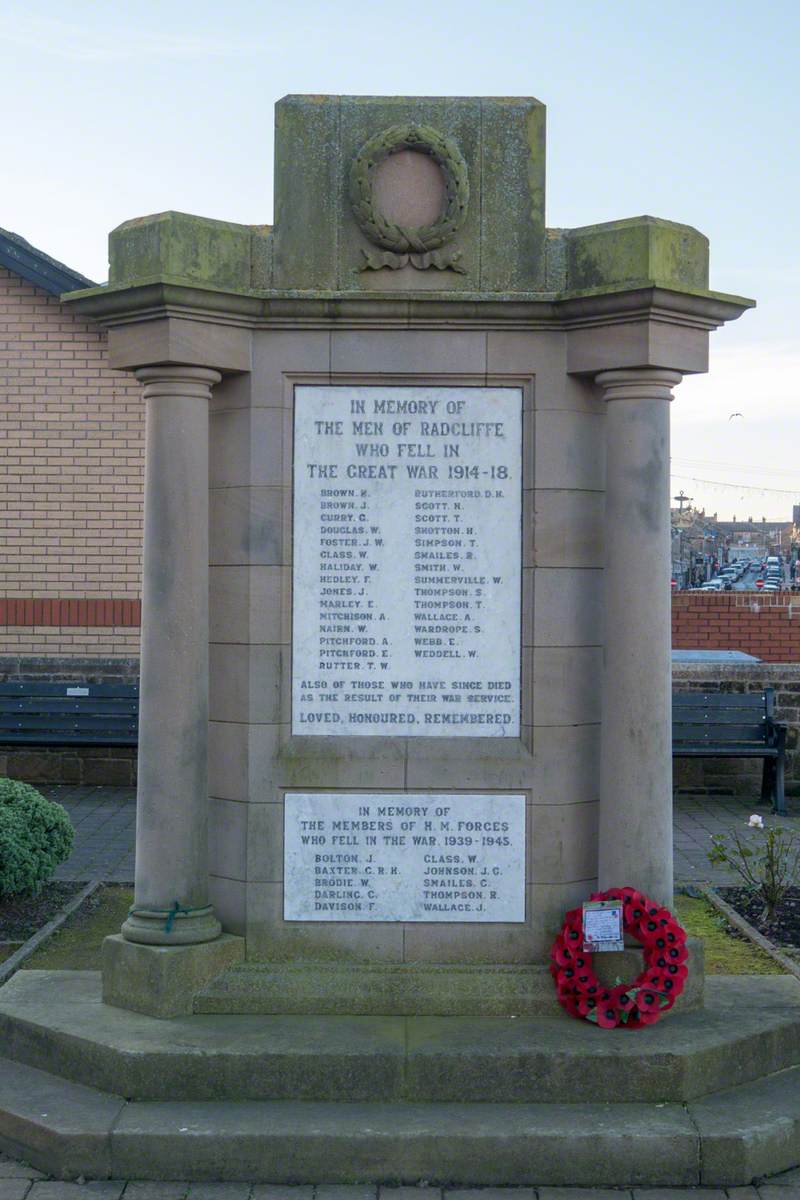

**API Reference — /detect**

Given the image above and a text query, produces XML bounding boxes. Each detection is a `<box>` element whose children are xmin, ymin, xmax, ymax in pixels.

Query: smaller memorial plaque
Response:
<box><xmin>284</xmin><ymin>792</ymin><xmax>526</xmax><ymax>922</ymax></box>
<box><xmin>582</xmin><ymin>900</ymin><xmax>624</xmax><ymax>953</ymax></box>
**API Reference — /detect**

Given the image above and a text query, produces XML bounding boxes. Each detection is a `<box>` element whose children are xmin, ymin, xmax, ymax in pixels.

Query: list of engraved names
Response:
<box><xmin>292</xmin><ymin>386</ymin><xmax>522</xmax><ymax>737</ymax></box>
<box><xmin>284</xmin><ymin>793</ymin><xmax>526</xmax><ymax>922</ymax></box>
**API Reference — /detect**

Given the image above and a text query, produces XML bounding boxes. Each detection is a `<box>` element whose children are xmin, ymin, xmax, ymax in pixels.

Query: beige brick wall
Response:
<box><xmin>0</xmin><ymin>265</ymin><xmax>144</xmax><ymax>656</ymax></box>
<box><xmin>0</xmin><ymin>626</ymin><xmax>141</xmax><ymax>656</ymax></box>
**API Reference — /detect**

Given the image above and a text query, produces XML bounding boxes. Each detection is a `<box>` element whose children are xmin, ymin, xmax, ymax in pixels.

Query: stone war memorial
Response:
<box><xmin>2</xmin><ymin>93</ymin><xmax>800</xmax><ymax>1188</ymax></box>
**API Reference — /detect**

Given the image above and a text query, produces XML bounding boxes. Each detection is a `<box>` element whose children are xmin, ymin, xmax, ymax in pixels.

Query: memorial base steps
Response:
<box><xmin>0</xmin><ymin>971</ymin><xmax>797</xmax><ymax>1105</ymax></box>
<box><xmin>1</xmin><ymin>1054</ymin><xmax>800</xmax><ymax>1187</ymax></box>
<box><xmin>2</xmin><ymin>972</ymin><xmax>800</xmax><ymax>1186</ymax></box>
<box><xmin>192</xmin><ymin>946</ymin><xmax>707</xmax><ymax>1017</ymax></box>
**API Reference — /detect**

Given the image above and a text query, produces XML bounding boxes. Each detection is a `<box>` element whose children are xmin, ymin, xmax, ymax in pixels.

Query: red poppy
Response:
<box><xmin>596</xmin><ymin>1001</ymin><xmax>621</xmax><ymax>1028</ymax></box>
<box><xmin>602</xmin><ymin>887</ymin><xmax>628</xmax><ymax>903</ymax></box>
<box><xmin>634</xmin><ymin>987</ymin><xmax>662</xmax><ymax>1014</ymax></box>
<box><xmin>573</xmin><ymin>971</ymin><xmax>600</xmax><ymax>994</ymax></box>
<box><xmin>653</xmin><ymin>946</ymin><xmax>688</xmax><ymax>970</ymax></box>
<box><xmin>624</xmin><ymin>897</ymin><xmax>647</xmax><ymax>927</ymax></box>
<box><xmin>664</xmin><ymin>924</ymin><xmax>687</xmax><ymax>946</ymax></box>
<box><xmin>664</xmin><ymin>962</ymin><xmax>689</xmax><ymax>985</ymax></box>
<box><xmin>556</xmin><ymin>966</ymin><xmax>577</xmax><ymax>990</ymax></box>
<box><xmin>638</xmin><ymin>915</ymin><xmax>662</xmax><ymax>939</ymax></box>
<box><xmin>553</xmin><ymin>941</ymin><xmax>575</xmax><ymax>967</ymax></box>
<box><xmin>633</xmin><ymin>1007</ymin><xmax>663</xmax><ymax>1026</ymax></box>
<box><xmin>609</xmin><ymin>984</ymin><xmax>636</xmax><ymax>1015</ymax></box>
<box><xmin>576</xmin><ymin>993</ymin><xmax>599</xmax><ymax>1017</ymax></box>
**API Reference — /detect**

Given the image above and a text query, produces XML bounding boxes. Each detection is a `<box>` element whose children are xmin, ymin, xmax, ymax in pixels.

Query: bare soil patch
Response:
<box><xmin>719</xmin><ymin>885</ymin><xmax>800</xmax><ymax>950</ymax></box>
<box><xmin>0</xmin><ymin>882</ymin><xmax>82</xmax><ymax>943</ymax></box>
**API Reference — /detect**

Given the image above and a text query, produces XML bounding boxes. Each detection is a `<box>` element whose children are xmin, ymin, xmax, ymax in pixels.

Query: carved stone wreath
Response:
<box><xmin>349</xmin><ymin>124</ymin><xmax>469</xmax><ymax>273</ymax></box>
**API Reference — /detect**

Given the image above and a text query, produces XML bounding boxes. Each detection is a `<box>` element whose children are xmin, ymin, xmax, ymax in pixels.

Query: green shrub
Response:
<box><xmin>0</xmin><ymin>779</ymin><xmax>74</xmax><ymax>899</ymax></box>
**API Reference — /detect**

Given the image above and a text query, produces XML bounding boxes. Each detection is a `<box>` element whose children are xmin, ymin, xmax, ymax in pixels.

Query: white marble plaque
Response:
<box><xmin>284</xmin><ymin>792</ymin><xmax>526</xmax><ymax>922</ymax></box>
<box><xmin>292</xmin><ymin>386</ymin><xmax>522</xmax><ymax>736</ymax></box>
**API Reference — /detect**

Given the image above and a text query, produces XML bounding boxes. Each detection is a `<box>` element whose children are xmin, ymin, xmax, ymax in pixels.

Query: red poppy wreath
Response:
<box><xmin>549</xmin><ymin>886</ymin><xmax>689</xmax><ymax>1028</ymax></box>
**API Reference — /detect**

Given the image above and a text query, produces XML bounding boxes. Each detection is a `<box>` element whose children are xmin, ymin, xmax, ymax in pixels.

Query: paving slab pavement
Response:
<box><xmin>37</xmin><ymin>785</ymin><xmax>798</xmax><ymax>889</ymax></box>
<box><xmin>4</xmin><ymin>1155</ymin><xmax>800</xmax><ymax>1198</ymax></box>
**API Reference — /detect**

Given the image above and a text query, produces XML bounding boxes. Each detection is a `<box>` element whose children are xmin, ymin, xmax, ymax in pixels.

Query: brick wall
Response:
<box><xmin>0</xmin><ymin>265</ymin><xmax>144</xmax><ymax>657</ymax></box>
<box><xmin>673</xmin><ymin>663</ymin><xmax>800</xmax><ymax>799</ymax></box>
<box><xmin>672</xmin><ymin>593</ymin><xmax>800</xmax><ymax>663</ymax></box>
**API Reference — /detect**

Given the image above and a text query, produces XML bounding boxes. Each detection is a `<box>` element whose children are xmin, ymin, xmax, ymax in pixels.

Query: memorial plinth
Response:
<box><xmin>61</xmin><ymin>96</ymin><xmax>752</xmax><ymax>1014</ymax></box>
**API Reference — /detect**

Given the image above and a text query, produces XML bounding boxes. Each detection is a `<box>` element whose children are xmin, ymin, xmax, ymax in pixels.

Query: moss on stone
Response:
<box><xmin>21</xmin><ymin>886</ymin><xmax>133</xmax><ymax>971</ymax></box>
<box><xmin>109</xmin><ymin>211</ymin><xmax>270</xmax><ymax>293</ymax></box>
<box><xmin>565</xmin><ymin>216</ymin><xmax>709</xmax><ymax>294</ymax></box>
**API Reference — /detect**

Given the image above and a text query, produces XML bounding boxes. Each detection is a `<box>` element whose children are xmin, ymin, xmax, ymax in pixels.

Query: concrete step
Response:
<box><xmin>1</xmin><ymin>972</ymin><xmax>800</xmax><ymax>1105</ymax></box>
<box><xmin>1</xmin><ymin>1051</ymin><xmax>800</xmax><ymax>1186</ymax></box>
<box><xmin>193</xmin><ymin>950</ymin><xmax>706</xmax><ymax>1016</ymax></box>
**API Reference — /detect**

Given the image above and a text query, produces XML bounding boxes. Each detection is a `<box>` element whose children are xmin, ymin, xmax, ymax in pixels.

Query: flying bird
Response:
<box><xmin>728</xmin><ymin>412</ymin><xmax>744</xmax><ymax>420</ymax></box>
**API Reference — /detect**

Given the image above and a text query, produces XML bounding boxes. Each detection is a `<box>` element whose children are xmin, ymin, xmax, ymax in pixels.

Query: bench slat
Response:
<box><xmin>673</xmin><ymin>723</ymin><xmax>768</xmax><ymax>743</ymax></box>
<box><xmin>673</xmin><ymin>711</ymin><xmax>767</xmax><ymax>727</ymax></box>
<box><xmin>0</xmin><ymin>683</ymin><xmax>138</xmax><ymax>697</ymax></box>
<box><xmin>671</xmin><ymin>692</ymin><xmax>766</xmax><ymax>707</ymax></box>
<box><xmin>0</xmin><ymin>731</ymin><xmax>137</xmax><ymax>746</ymax></box>
<box><xmin>0</xmin><ymin>699</ymin><xmax>138</xmax><ymax>716</ymax></box>
<box><xmin>676</xmin><ymin>746</ymin><xmax>779</xmax><ymax>758</ymax></box>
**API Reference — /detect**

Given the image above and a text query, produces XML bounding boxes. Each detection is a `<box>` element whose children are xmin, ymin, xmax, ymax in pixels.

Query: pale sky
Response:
<box><xmin>2</xmin><ymin>0</ymin><xmax>798</xmax><ymax>519</ymax></box>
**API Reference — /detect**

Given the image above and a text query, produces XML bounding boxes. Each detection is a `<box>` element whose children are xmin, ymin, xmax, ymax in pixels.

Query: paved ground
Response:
<box><xmin>40</xmin><ymin>784</ymin><xmax>797</xmax><ymax>889</ymax></box>
<box><xmin>46</xmin><ymin>786</ymin><xmax>136</xmax><ymax>884</ymax></box>
<box><xmin>673</xmin><ymin>790</ymin><xmax>798</xmax><ymax>886</ymax></box>
<box><xmin>3</xmin><ymin>1156</ymin><xmax>800</xmax><ymax>1197</ymax></box>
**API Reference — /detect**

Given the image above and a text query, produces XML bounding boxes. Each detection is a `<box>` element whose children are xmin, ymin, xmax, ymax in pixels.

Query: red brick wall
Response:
<box><xmin>0</xmin><ymin>265</ymin><xmax>144</xmax><ymax>656</ymax></box>
<box><xmin>672</xmin><ymin>593</ymin><xmax>800</xmax><ymax>663</ymax></box>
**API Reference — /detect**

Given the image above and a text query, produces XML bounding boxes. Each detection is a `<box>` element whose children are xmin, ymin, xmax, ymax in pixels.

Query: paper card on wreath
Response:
<box><xmin>582</xmin><ymin>899</ymin><xmax>625</xmax><ymax>953</ymax></box>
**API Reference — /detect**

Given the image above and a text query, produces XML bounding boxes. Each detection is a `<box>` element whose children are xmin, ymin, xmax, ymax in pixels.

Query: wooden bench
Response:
<box><xmin>672</xmin><ymin>688</ymin><xmax>787</xmax><ymax>815</ymax></box>
<box><xmin>0</xmin><ymin>681</ymin><xmax>139</xmax><ymax>747</ymax></box>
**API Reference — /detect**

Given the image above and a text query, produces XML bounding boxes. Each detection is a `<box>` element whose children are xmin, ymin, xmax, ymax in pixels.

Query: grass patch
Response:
<box><xmin>0</xmin><ymin>945</ymin><xmax>22</xmax><ymax>965</ymax></box>
<box><xmin>21</xmin><ymin>886</ymin><xmax>133</xmax><ymax>971</ymax></box>
<box><xmin>12</xmin><ymin>887</ymin><xmax>785</xmax><ymax>976</ymax></box>
<box><xmin>675</xmin><ymin>893</ymin><xmax>785</xmax><ymax>974</ymax></box>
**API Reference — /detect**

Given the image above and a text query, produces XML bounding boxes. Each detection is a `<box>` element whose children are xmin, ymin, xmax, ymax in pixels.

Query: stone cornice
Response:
<box><xmin>63</xmin><ymin>278</ymin><xmax>753</xmax><ymax>334</ymax></box>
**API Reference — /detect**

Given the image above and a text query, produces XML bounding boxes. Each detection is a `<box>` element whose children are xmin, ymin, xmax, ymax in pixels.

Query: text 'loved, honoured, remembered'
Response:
<box><xmin>291</xmin><ymin>385</ymin><xmax>522</xmax><ymax>737</ymax></box>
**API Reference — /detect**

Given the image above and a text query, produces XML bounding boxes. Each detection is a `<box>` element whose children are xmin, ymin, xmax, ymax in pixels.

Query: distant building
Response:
<box><xmin>714</xmin><ymin>517</ymin><xmax>793</xmax><ymax>557</ymax></box>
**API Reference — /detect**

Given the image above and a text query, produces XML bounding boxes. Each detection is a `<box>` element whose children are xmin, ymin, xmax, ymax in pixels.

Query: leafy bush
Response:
<box><xmin>0</xmin><ymin>779</ymin><xmax>74</xmax><ymax>899</ymax></box>
<box><xmin>709</xmin><ymin>813</ymin><xmax>800</xmax><ymax>922</ymax></box>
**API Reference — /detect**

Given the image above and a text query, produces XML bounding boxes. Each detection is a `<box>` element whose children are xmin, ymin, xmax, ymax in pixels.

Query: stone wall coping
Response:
<box><xmin>672</xmin><ymin>663</ymin><xmax>800</xmax><ymax>682</ymax></box>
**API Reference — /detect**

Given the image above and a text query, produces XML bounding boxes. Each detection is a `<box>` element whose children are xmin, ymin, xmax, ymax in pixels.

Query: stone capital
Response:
<box><xmin>135</xmin><ymin>364</ymin><xmax>222</xmax><ymax>400</ymax></box>
<box><xmin>595</xmin><ymin>367</ymin><xmax>683</xmax><ymax>403</ymax></box>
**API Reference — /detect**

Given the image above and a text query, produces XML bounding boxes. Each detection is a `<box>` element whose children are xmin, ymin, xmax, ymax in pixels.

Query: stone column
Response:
<box><xmin>596</xmin><ymin>368</ymin><xmax>682</xmax><ymax>907</ymax></box>
<box><xmin>122</xmin><ymin>366</ymin><xmax>222</xmax><ymax>945</ymax></box>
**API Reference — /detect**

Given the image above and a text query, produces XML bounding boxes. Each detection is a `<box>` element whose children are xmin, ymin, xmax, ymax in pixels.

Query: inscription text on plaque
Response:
<box><xmin>284</xmin><ymin>792</ymin><xmax>526</xmax><ymax>922</ymax></box>
<box><xmin>292</xmin><ymin>386</ymin><xmax>522</xmax><ymax>736</ymax></box>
